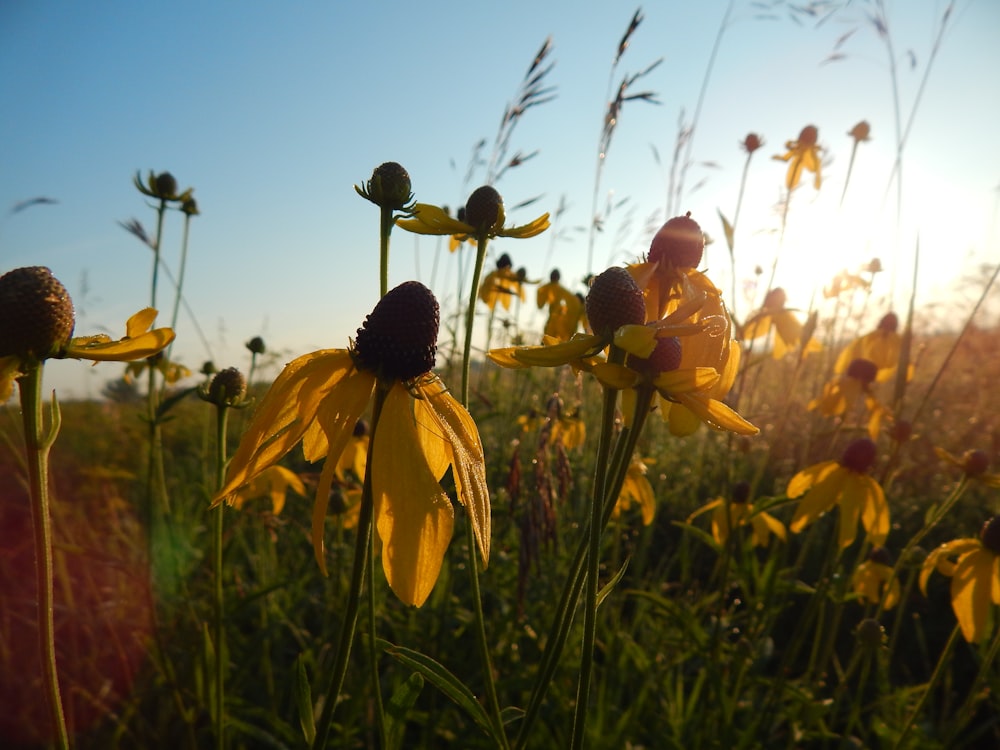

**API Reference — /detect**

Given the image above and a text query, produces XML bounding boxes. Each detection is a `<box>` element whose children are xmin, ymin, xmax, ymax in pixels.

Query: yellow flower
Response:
<box><xmin>788</xmin><ymin>438</ymin><xmax>889</xmax><ymax>549</ymax></box>
<box><xmin>396</xmin><ymin>185</ymin><xmax>549</xmax><ymax>240</ymax></box>
<box><xmin>934</xmin><ymin>447</ymin><xmax>1000</xmax><ymax>487</ymax></box>
<box><xmin>773</xmin><ymin>124</ymin><xmax>822</xmax><ymax>190</ymax></box>
<box><xmin>741</xmin><ymin>288</ymin><xmax>821</xmax><ymax>359</ymax></box>
<box><xmin>213</xmin><ymin>281</ymin><xmax>489</xmax><ymax>608</ymax></box>
<box><xmin>852</xmin><ymin>546</ymin><xmax>901</xmax><ymax>609</ymax></box>
<box><xmin>809</xmin><ymin>357</ymin><xmax>885</xmax><ymax>439</ymax></box>
<box><xmin>537</xmin><ymin>270</ymin><xmax>584</xmax><ymax>342</ymax></box>
<box><xmin>833</xmin><ymin>313</ymin><xmax>903</xmax><ymax>383</ymax></box>
<box><xmin>478</xmin><ymin>254</ymin><xmax>525</xmax><ymax>311</ymax></box>
<box><xmin>231</xmin><ymin>465</ymin><xmax>306</xmax><ymax>515</ymax></box>
<box><xmin>0</xmin><ymin>267</ymin><xmax>175</xmax><ymax>401</ymax></box>
<box><xmin>921</xmin><ymin>516</ymin><xmax>1000</xmax><ymax>642</ymax></box>
<box><xmin>124</xmin><ymin>351</ymin><xmax>192</xmax><ymax>385</ymax></box>
<box><xmin>614</xmin><ymin>456</ymin><xmax>656</xmax><ymax>526</ymax></box>
<box><xmin>687</xmin><ymin>481</ymin><xmax>786</xmax><ymax>547</ymax></box>
<box><xmin>823</xmin><ymin>270</ymin><xmax>870</xmax><ymax>299</ymax></box>
<box><xmin>336</xmin><ymin>419</ymin><xmax>370</xmax><ymax>482</ymax></box>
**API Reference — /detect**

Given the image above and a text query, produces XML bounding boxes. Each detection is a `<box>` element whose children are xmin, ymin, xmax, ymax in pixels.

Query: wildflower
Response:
<box><xmin>921</xmin><ymin>515</ymin><xmax>1000</xmax><ymax>642</ymax></box>
<box><xmin>0</xmin><ymin>266</ymin><xmax>174</xmax><ymax>401</ymax></box>
<box><xmin>614</xmin><ymin>456</ymin><xmax>656</xmax><ymax>526</ymax></box>
<box><xmin>688</xmin><ymin>480</ymin><xmax>785</xmax><ymax>547</ymax></box>
<box><xmin>133</xmin><ymin>169</ymin><xmax>192</xmax><ymax>203</ymax></box>
<box><xmin>773</xmin><ymin>124</ymin><xmax>822</xmax><ymax>190</ymax></box>
<box><xmin>741</xmin><ymin>288</ymin><xmax>821</xmax><ymax>359</ymax></box>
<box><xmin>396</xmin><ymin>185</ymin><xmax>549</xmax><ymax>241</ymax></box>
<box><xmin>479</xmin><ymin>253</ymin><xmax>525</xmax><ymax>311</ymax></box>
<box><xmin>852</xmin><ymin>546</ymin><xmax>901</xmax><ymax>609</ymax></box>
<box><xmin>934</xmin><ymin>448</ymin><xmax>1000</xmax><ymax>487</ymax></box>
<box><xmin>231</xmin><ymin>465</ymin><xmax>306</xmax><ymax>515</ymax></box>
<box><xmin>809</xmin><ymin>357</ymin><xmax>885</xmax><ymax>439</ymax></box>
<box><xmin>788</xmin><ymin>438</ymin><xmax>889</xmax><ymax>549</ymax></box>
<box><xmin>834</xmin><ymin>313</ymin><xmax>903</xmax><ymax>382</ymax></box>
<box><xmin>354</xmin><ymin>161</ymin><xmax>414</xmax><ymax>212</ymax></box>
<box><xmin>246</xmin><ymin>336</ymin><xmax>266</xmax><ymax>355</ymax></box>
<box><xmin>201</xmin><ymin>366</ymin><xmax>250</xmax><ymax>409</ymax></box>
<box><xmin>536</xmin><ymin>269</ymin><xmax>584</xmax><ymax>341</ymax></box>
<box><xmin>823</xmin><ymin>269</ymin><xmax>870</xmax><ymax>299</ymax></box>
<box><xmin>124</xmin><ymin>351</ymin><xmax>191</xmax><ymax>385</ymax></box>
<box><xmin>213</xmin><ymin>281</ymin><xmax>489</xmax><ymax>607</ymax></box>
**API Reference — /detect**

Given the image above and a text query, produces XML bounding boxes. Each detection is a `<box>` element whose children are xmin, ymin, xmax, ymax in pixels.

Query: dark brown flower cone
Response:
<box><xmin>586</xmin><ymin>267</ymin><xmax>646</xmax><ymax>339</ymax></box>
<box><xmin>648</xmin><ymin>213</ymin><xmax>704</xmax><ymax>270</ymax></box>
<box><xmin>353</xmin><ymin>281</ymin><xmax>439</xmax><ymax>381</ymax></box>
<box><xmin>465</xmin><ymin>186</ymin><xmax>503</xmax><ymax>232</ymax></box>
<box><xmin>846</xmin><ymin>358</ymin><xmax>879</xmax><ymax>385</ymax></box>
<box><xmin>840</xmin><ymin>438</ymin><xmax>877</xmax><ymax>474</ymax></box>
<box><xmin>0</xmin><ymin>266</ymin><xmax>75</xmax><ymax>360</ymax></box>
<box><xmin>981</xmin><ymin>516</ymin><xmax>1000</xmax><ymax>555</ymax></box>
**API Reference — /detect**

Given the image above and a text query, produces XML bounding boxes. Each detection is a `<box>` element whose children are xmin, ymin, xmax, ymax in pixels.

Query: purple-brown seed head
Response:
<box><xmin>840</xmin><ymin>438</ymin><xmax>877</xmax><ymax>474</ymax></box>
<box><xmin>353</xmin><ymin>281</ymin><xmax>440</xmax><ymax>381</ymax></box>
<box><xmin>846</xmin><ymin>358</ymin><xmax>879</xmax><ymax>385</ymax></box>
<box><xmin>465</xmin><ymin>186</ymin><xmax>504</xmax><ymax>232</ymax></box>
<box><xmin>0</xmin><ymin>266</ymin><xmax>75</xmax><ymax>360</ymax></box>
<box><xmin>585</xmin><ymin>267</ymin><xmax>646</xmax><ymax>339</ymax></box>
<box><xmin>648</xmin><ymin>213</ymin><xmax>705</xmax><ymax>270</ymax></box>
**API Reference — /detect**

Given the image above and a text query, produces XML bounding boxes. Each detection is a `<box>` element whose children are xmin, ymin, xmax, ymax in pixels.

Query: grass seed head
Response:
<box><xmin>585</xmin><ymin>266</ymin><xmax>646</xmax><ymax>339</ymax></box>
<box><xmin>0</xmin><ymin>266</ymin><xmax>75</xmax><ymax>360</ymax></box>
<box><xmin>353</xmin><ymin>280</ymin><xmax>439</xmax><ymax>381</ymax></box>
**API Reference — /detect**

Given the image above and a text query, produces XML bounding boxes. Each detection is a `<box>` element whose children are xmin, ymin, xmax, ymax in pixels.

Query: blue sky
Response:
<box><xmin>2</xmin><ymin>0</ymin><xmax>998</xmax><ymax>398</ymax></box>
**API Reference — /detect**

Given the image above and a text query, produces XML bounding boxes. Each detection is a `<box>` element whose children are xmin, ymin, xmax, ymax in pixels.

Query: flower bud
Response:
<box><xmin>0</xmin><ymin>266</ymin><xmax>75</xmax><ymax>360</ymax></box>
<box><xmin>154</xmin><ymin>172</ymin><xmax>178</xmax><ymax>198</ymax></box>
<box><xmin>741</xmin><ymin>133</ymin><xmax>763</xmax><ymax>153</ymax></box>
<box><xmin>962</xmin><ymin>450</ymin><xmax>991</xmax><ymax>478</ymax></box>
<box><xmin>207</xmin><ymin>367</ymin><xmax>247</xmax><ymax>407</ymax></box>
<box><xmin>763</xmin><ymin>288</ymin><xmax>787</xmax><ymax>310</ymax></box>
<box><xmin>246</xmin><ymin>336</ymin><xmax>266</xmax><ymax>355</ymax></box>
<box><xmin>855</xmin><ymin>618</ymin><xmax>885</xmax><ymax>650</ymax></box>
<box><xmin>877</xmin><ymin>312</ymin><xmax>898</xmax><ymax>333</ymax></box>
<box><xmin>797</xmin><ymin>125</ymin><xmax>818</xmax><ymax>147</ymax></box>
<box><xmin>359</xmin><ymin>162</ymin><xmax>413</xmax><ymax>210</ymax></box>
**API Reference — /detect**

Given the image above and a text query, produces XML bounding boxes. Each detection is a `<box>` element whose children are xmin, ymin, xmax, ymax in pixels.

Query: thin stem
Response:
<box><xmin>893</xmin><ymin>623</ymin><xmax>962</xmax><ymax>750</ymax></box>
<box><xmin>212</xmin><ymin>404</ymin><xmax>230</xmax><ymax>750</ymax></box>
<box><xmin>166</xmin><ymin>210</ymin><xmax>192</xmax><ymax>362</ymax></box>
<box><xmin>367</xmin><ymin>522</ymin><xmax>387</xmax><ymax>748</ymax></box>
<box><xmin>18</xmin><ymin>365</ymin><xmax>70</xmax><ymax>749</ymax></box>
<box><xmin>461</xmin><ymin>233</ymin><xmax>490</xmax><ymax>406</ymax></box>
<box><xmin>379</xmin><ymin>206</ymin><xmax>394</xmax><ymax>298</ymax></box>
<box><xmin>569</xmin><ymin>377</ymin><xmax>620</xmax><ymax>749</ymax></box>
<box><xmin>312</xmin><ymin>384</ymin><xmax>387</xmax><ymax>750</ymax></box>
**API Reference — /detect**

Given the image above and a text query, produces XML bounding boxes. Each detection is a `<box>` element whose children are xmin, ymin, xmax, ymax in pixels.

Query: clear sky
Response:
<box><xmin>2</xmin><ymin>0</ymin><xmax>998</xmax><ymax>399</ymax></box>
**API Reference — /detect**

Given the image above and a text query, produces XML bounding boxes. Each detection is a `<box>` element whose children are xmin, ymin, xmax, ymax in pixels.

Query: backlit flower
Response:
<box><xmin>852</xmin><ymin>546</ymin><xmax>900</xmax><ymax>609</ymax></box>
<box><xmin>934</xmin><ymin>448</ymin><xmax>1000</xmax><ymax>487</ymax></box>
<box><xmin>809</xmin><ymin>357</ymin><xmax>885</xmax><ymax>439</ymax></box>
<box><xmin>396</xmin><ymin>185</ymin><xmax>549</xmax><ymax>240</ymax></box>
<box><xmin>614</xmin><ymin>456</ymin><xmax>656</xmax><ymax>526</ymax></box>
<box><xmin>213</xmin><ymin>281</ymin><xmax>489</xmax><ymax>607</ymax></box>
<box><xmin>0</xmin><ymin>266</ymin><xmax>174</xmax><ymax>401</ymax></box>
<box><xmin>920</xmin><ymin>516</ymin><xmax>1000</xmax><ymax>642</ymax></box>
<box><xmin>773</xmin><ymin>124</ymin><xmax>822</xmax><ymax>190</ymax></box>
<box><xmin>788</xmin><ymin>438</ymin><xmax>889</xmax><ymax>549</ymax></box>
<box><xmin>741</xmin><ymin>288</ymin><xmax>821</xmax><ymax>359</ymax></box>
<box><xmin>231</xmin><ymin>465</ymin><xmax>306</xmax><ymax>516</ymax></box>
<box><xmin>124</xmin><ymin>352</ymin><xmax>191</xmax><ymax>385</ymax></box>
<box><xmin>687</xmin><ymin>480</ymin><xmax>786</xmax><ymax>547</ymax></box>
<box><xmin>537</xmin><ymin>270</ymin><xmax>584</xmax><ymax>342</ymax></box>
<box><xmin>834</xmin><ymin>313</ymin><xmax>903</xmax><ymax>383</ymax></box>
<box><xmin>478</xmin><ymin>253</ymin><xmax>524</xmax><ymax>311</ymax></box>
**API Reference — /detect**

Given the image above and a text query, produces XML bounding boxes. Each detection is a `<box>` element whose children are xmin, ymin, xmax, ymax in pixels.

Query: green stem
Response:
<box><xmin>367</xmin><ymin>522</ymin><xmax>387</xmax><ymax>748</ymax></box>
<box><xmin>570</xmin><ymin>376</ymin><xmax>620</xmax><ymax>749</ymax></box>
<box><xmin>893</xmin><ymin>623</ymin><xmax>962</xmax><ymax>750</ymax></box>
<box><xmin>462</xmin><ymin>233</ymin><xmax>490</xmax><ymax>406</ymax></box>
<box><xmin>18</xmin><ymin>365</ymin><xmax>70</xmax><ymax>749</ymax></box>
<box><xmin>312</xmin><ymin>385</ymin><xmax>387</xmax><ymax>750</ymax></box>
<box><xmin>379</xmin><ymin>206</ymin><xmax>394</xmax><ymax>298</ymax></box>
<box><xmin>213</xmin><ymin>404</ymin><xmax>230</xmax><ymax>750</ymax></box>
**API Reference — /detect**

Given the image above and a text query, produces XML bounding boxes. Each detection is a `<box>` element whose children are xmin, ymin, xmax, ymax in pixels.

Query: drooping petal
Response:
<box><xmin>414</xmin><ymin>375</ymin><xmax>491</xmax><ymax>565</ymax></box>
<box><xmin>214</xmin><ymin>350</ymin><xmax>359</xmax><ymax>502</ymax></box>
<box><xmin>837</xmin><ymin>478</ymin><xmax>863</xmax><ymax>548</ymax></box>
<box><xmin>654</xmin><ymin>367</ymin><xmax>719</xmax><ymax>395</ymax></box>
<box><xmin>592</xmin><ymin>362</ymin><xmax>638</xmax><ymax>390</ymax></box>
<box><xmin>920</xmin><ymin>539</ymin><xmax>979</xmax><ymax>593</ymax></box>
<box><xmin>787</xmin><ymin>460</ymin><xmax>840</xmax><ymax>499</ymax></box>
<box><xmin>673</xmin><ymin>392</ymin><xmax>759</xmax><ymax>435</ymax></box>
<box><xmin>857</xmin><ymin>475</ymin><xmax>889</xmax><ymax>546</ymax></box>
<box><xmin>950</xmin><ymin>549</ymin><xmax>995</xmax><ymax>642</ymax></box>
<box><xmin>372</xmin><ymin>383</ymin><xmax>455</xmax><ymax>607</ymax></box>
<box><xmin>510</xmin><ymin>335</ymin><xmax>604</xmax><ymax>367</ymax></box>
<box><xmin>753</xmin><ymin>511</ymin><xmax>787</xmax><ymax>545</ymax></box>
<box><xmin>790</xmin><ymin>467</ymin><xmax>847</xmax><ymax>534</ymax></box>
<box><xmin>66</xmin><ymin>326</ymin><xmax>175</xmax><ymax>362</ymax></box>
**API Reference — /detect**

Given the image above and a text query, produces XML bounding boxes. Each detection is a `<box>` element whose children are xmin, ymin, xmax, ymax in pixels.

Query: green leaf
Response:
<box><xmin>597</xmin><ymin>557</ymin><xmax>629</xmax><ymax>608</ymax></box>
<box><xmin>294</xmin><ymin>655</ymin><xmax>316</xmax><ymax>745</ymax></box>
<box><xmin>385</xmin><ymin>673</ymin><xmax>424</xmax><ymax>750</ymax></box>
<box><xmin>379</xmin><ymin>639</ymin><xmax>496</xmax><ymax>740</ymax></box>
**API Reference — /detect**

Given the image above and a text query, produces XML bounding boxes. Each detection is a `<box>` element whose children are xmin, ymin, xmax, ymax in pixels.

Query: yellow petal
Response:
<box><xmin>395</xmin><ymin>203</ymin><xmax>472</xmax><ymax>236</ymax></box>
<box><xmin>486</xmin><ymin>347</ymin><xmax>530</xmax><ymax>369</ymax></box>
<box><xmin>920</xmin><ymin>538</ymin><xmax>979</xmax><ymax>593</ymax></box>
<box><xmin>214</xmin><ymin>350</ymin><xmax>361</xmax><ymax>502</ymax></box>
<box><xmin>0</xmin><ymin>356</ymin><xmax>19</xmax><ymax>403</ymax></box>
<box><xmin>951</xmin><ymin>549</ymin><xmax>995</xmax><ymax>642</ymax></box>
<box><xmin>856</xmin><ymin>475</ymin><xmax>889</xmax><ymax>546</ymax></box>
<box><xmin>311</xmin><ymin>450</ymin><xmax>339</xmax><ymax>576</ymax></box>
<box><xmin>511</xmin><ymin>335</ymin><xmax>603</xmax><ymax>367</ymax></box>
<box><xmin>66</xmin><ymin>328</ymin><xmax>175</xmax><ymax>362</ymax></box>
<box><xmin>124</xmin><ymin>308</ymin><xmax>159</xmax><ymax>338</ymax></box>
<box><xmin>673</xmin><ymin>392</ymin><xmax>758</xmax><ymax>435</ymax></box>
<box><xmin>787</xmin><ymin>460</ymin><xmax>839</xmax><ymax>499</ymax></box>
<box><xmin>499</xmin><ymin>213</ymin><xmax>550</xmax><ymax>238</ymax></box>
<box><xmin>592</xmin><ymin>362</ymin><xmax>638</xmax><ymax>390</ymax></box>
<box><xmin>790</xmin><ymin>466</ymin><xmax>846</xmax><ymax>533</ymax></box>
<box><xmin>415</xmin><ymin>376</ymin><xmax>491</xmax><ymax>566</ymax></box>
<box><xmin>654</xmin><ymin>367</ymin><xmax>719</xmax><ymax>395</ymax></box>
<box><xmin>615</xmin><ymin>324</ymin><xmax>657</xmax><ymax>358</ymax></box>
<box><xmin>373</xmin><ymin>383</ymin><xmax>455</xmax><ymax>607</ymax></box>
